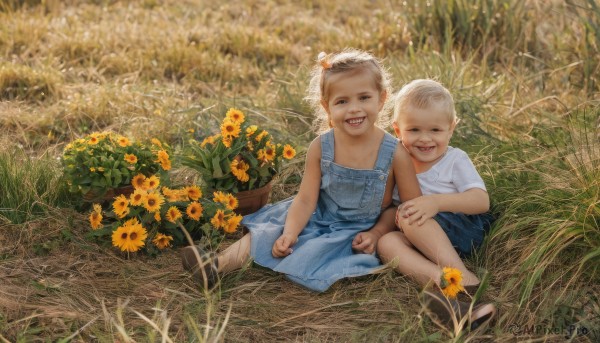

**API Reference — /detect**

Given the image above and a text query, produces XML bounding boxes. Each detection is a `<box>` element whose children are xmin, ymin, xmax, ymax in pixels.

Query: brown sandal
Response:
<box><xmin>181</xmin><ymin>245</ymin><xmax>219</xmax><ymax>290</ymax></box>
<box><xmin>421</xmin><ymin>290</ymin><xmax>496</xmax><ymax>331</ymax></box>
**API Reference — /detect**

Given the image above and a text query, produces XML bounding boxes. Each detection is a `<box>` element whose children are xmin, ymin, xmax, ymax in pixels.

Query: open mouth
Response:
<box><xmin>417</xmin><ymin>146</ymin><xmax>435</xmax><ymax>153</ymax></box>
<box><xmin>346</xmin><ymin>117</ymin><xmax>365</xmax><ymax>126</ymax></box>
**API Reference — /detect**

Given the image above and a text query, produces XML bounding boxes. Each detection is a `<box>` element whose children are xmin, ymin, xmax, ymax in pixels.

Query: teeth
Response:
<box><xmin>347</xmin><ymin>118</ymin><xmax>364</xmax><ymax>125</ymax></box>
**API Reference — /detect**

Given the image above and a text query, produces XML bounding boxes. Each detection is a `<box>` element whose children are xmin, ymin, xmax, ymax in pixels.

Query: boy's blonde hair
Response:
<box><xmin>305</xmin><ymin>48</ymin><xmax>393</xmax><ymax>134</ymax></box>
<box><xmin>393</xmin><ymin>79</ymin><xmax>457</xmax><ymax>125</ymax></box>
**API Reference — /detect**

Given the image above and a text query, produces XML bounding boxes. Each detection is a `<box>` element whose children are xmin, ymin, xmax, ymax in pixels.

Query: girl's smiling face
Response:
<box><xmin>394</xmin><ymin>104</ymin><xmax>455</xmax><ymax>172</ymax></box>
<box><xmin>321</xmin><ymin>68</ymin><xmax>386</xmax><ymax>138</ymax></box>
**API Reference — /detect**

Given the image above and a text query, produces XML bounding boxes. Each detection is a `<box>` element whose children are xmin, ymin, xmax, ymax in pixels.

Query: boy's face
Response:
<box><xmin>393</xmin><ymin>104</ymin><xmax>455</xmax><ymax>172</ymax></box>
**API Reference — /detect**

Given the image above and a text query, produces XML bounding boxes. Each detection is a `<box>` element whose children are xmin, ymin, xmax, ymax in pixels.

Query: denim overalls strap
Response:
<box><xmin>319</xmin><ymin>130</ymin><xmax>398</xmax><ymax>220</ymax></box>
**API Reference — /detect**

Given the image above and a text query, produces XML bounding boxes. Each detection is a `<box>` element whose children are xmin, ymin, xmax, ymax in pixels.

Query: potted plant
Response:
<box><xmin>87</xmin><ymin>172</ymin><xmax>243</xmax><ymax>254</ymax></box>
<box><xmin>62</xmin><ymin>131</ymin><xmax>172</xmax><ymax>201</ymax></box>
<box><xmin>181</xmin><ymin>108</ymin><xmax>296</xmax><ymax>215</ymax></box>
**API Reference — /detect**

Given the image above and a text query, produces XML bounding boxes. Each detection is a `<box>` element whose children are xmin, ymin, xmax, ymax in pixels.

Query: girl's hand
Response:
<box><xmin>398</xmin><ymin>195</ymin><xmax>439</xmax><ymax>226</ymax></box>
<box><xmin>272</xmin><ymin>233</ymin><xmax>298</xmax><ymax>258</ymax></box>
<box><xmin>352</xmin><ymin>231</ymin><xmax>379</xmax><ymax>254</ymax></box>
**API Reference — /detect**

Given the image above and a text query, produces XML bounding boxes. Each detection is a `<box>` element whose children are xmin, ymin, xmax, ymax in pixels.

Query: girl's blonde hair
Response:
<box><xmin>305</xmin><ymin>48</ymin><xmax>393</xmax><ymax>134</ymax></box>
<box><xmin>393</xmin><ymin>79</ymin><xmax>457</xmax><ymax>125</ymax></box>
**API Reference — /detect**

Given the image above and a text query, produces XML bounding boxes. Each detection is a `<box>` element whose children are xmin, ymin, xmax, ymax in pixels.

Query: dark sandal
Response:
<box><xmin>181</xmin><ymin>245</ymin><xmax>219</xmax><ymax>289</ymax></box>
<box><xmin>421</xmin><ymin>290</ymin><xmax>496</xmax><ymax>331</ymax></box>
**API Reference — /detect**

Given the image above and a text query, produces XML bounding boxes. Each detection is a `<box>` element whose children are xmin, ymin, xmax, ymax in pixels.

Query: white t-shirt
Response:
<box><xmin>393</xmin><ymin>146</ymin><xmax>486</xmax><ymax>203</ymax></box>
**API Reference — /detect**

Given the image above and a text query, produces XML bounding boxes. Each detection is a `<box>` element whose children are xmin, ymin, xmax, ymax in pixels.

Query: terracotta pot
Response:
<box><xmin>83</xmin><ymin>185</ymin><xmax>135</xmax><ymax>203</ymax></box>
<box><xmin>234</xmin><ymin>182</ymin><xmax>272</xmax><ymax>216</ymax></box>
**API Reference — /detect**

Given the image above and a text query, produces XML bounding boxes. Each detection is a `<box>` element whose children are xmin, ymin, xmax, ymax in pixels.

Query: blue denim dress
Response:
<box><xmin>242</xmin><ymin>129</ymin><xmax>398</xmax><ymax>292</ymax></box>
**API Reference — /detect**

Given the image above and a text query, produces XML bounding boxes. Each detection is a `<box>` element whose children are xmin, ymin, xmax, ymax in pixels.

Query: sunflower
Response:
<box><xmin>255</xmin><ymin>130</ymin><xmax>269</xmax><ymax>142</ymax></box>
<box><xmin>186</xmin><ymin>201</ymin><xmax>203</xmax><ymax>221</ymax></box>
<box><xmin>230</xmin><ymin>159</ymin><xmax>250</xmax><ymax>182</ymax></box>
<box><xmin>213</xmin><ymin>191</ymin><xmax>229</xmax><ymax>204</ymax></box>
<box><xmin>146</xmin><ymin>175</ymin><xmax>160</xmax><ymax>190</ymax></box>
<box><xmin>88</xmin><ymin>136</ymin><xmax>100</xmax><ymax>145</ymax></box>
<box><xmin>225</xmin><ymin>108</ymin><xmax>245</xmax><ymax>124</ymax></box>
<box><xmin>211</xmin><ymin>209</ymin><xmax>226</xmax><ymax>229</ymax></box>
<box><xmin>440</xmin><ymin>267</ymin><xmax>464</xmax><ymax>299</ymax></box>
<box><xmin>89</xmin><ymin>204</ymin><xmax>103</xmax><ymax>230</ymax></box>
<box><xmin>201</xmin><ymin>135</ymin><xmax>215</xmax><ymax>147</ymax></box>
<box><xmin>143</xmin><ymin>192</ymin><xmax>164</xmax><ymax>212</ymax></box>
<box><xmin>223</xmin><ymin>214</ymin><xmax>243</xmax><ymax>233</ymax></box>
<box><xmin>283</xmin><ymin>144</ymin><xmax>296</xmax><ymax>159</ymax></box>
<box><xmin>129</xmin><ymin>189</ymin><xmax>147</xmax><ymax>206</ymax></box>
<box><xmin>246</xmin><ymin>125</ymin><xmax>258</xmax><ymax>137</ymax></box>
<box><xmin>124</xmin><ymin>153</ymin><xmax>138</xmax><ymax>164</ymax></box>
<box><xmin>220</xmin><ymin>119</ymin><xmax>241</xmax><ymax>139</ymax></box>
<box><xmin>161</xmin><ymin>187</ymin><xmax>180</xmax><ymax>202</ymax></box>
<box><xmin>112</xmin><ymin>194</ymin><xmax>130</xmax><ymax>218</ymax></box>
<box><xmin>152</xmin><ymin>233</ymin><xmax>173</xmax><ymax>250</ymax></box>
<box><xmin>118</xmin><ymin>136</ymin><xmax>131</xmax><ymax>147</ymax></box>
<box><xmin>154</xmin><ymin>211</ymin><xmax>161</xmax><ymax>222</ymax></box>
<box><xmin>151</xmin><ymin>138</ymin><xmax>163</xmax><ymax>148</ymax></box>
<box><xmin>264</xmin><ymin>144</ymin><xmax>276</xmax><ymax>161</ymax></box>
<box><xmin>165</xmin><ymin>206</ymin><xmax>182</xmax><ymax>223</ymax></box>
<box><xmin>222</xmin><ymin>136</ymin><xmax>232</xmax><ymax>148</ymax></box>
<box><xmin>132</xmin><ymin>174</ymin><xmax>147</xmax><ymax>190</ymax></box>
<box><xmin>225</xmin><ymin>193</ymin><xmax>239</xmax><ymax>210</ymax></box>
<box><xmin>156</xmin><ymin>150</ymin><xmax>171</xmax><ymax>170</ymax></box>
<box><xmin>185</xmin><ymin>185</ymin><xmax>202</xmax><ymax>201</ymax></box>
<box><xmin>111</xmin><ymin>218</ymin><xmax>147</xmax><ymax>253</ymax></box>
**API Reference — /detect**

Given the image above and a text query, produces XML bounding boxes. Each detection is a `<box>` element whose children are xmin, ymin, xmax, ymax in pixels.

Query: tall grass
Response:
<box><xmin>0</xmin><ymin>147</ymin><xmax>70</xmax><ymax>224</ymax></box>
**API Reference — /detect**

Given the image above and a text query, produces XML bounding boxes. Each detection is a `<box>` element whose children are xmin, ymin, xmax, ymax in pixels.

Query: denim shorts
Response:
<box><xmin>433</xmin><ymin>212</ymin><xmax>494</xmax><ymax>257</ymax></box>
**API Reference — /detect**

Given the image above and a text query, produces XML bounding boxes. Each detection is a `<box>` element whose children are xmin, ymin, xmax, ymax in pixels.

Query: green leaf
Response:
<box><xmin>212</xmin><ymin>156</ymin><xmax>223</xmax><ymax>177</ymax></box>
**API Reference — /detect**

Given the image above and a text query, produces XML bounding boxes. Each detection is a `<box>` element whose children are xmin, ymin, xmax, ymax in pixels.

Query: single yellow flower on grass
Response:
<box><xmin>224</xmin><ymin>214</ymin><xmax>242</xmax><ymax>233</ymax></box>
<box><xmin>186</xmin><ymin>201</ymin><xmax>203</xmax><ymax>221</ymax></box>
<box><xmin>124</xmin><ymin>153</ymin><xmax>138</xmax><ymax>164</ymax></box>
<box><xmin>132</xmin><ymin>174</ymin><xmax>147</xmax><ymax>190</ymax></box>
<box><xmin>185</xmin><ymin>185</ymin><xmax>202</xmax><ymax>201</ymax></box>
<box><xmin>146</xmin><ymin>175</ymin><xmax>160</xmax><ymax>190</ymax></box>
<box><xmin>211</xmin><ymin>209</ymin><xmax>226</xmax><ymax>229</ymax></box>
<box><xmin>225</xmin><ymin>108</ymin><xmax>245</xmax><ymax>124</ymax></box>
<box><xmin>143</xmin><ymin>192</ymin><xmax>164</xmax><ymax>212</ymax></box>
<box><xmin>113</xmin><ymin>195</ymin><xmax>130</xmax><ymax>218</ymax></box>
<box><xmin>283</xmin><ymin>144</ymin><xmax>296</xmax><ymax>159</ymax></box>
<box><xmin>152</xmin><ymin>233</ymin><xmax>173</xmax><ymax>249</ymax></box>
<box><xmin>440</xmin><ymin>267</ymin><xmax>465</xmax><ymax>299</ymax></box>
<box><xmin>129</xmin><ymin>189</ymin><xmax>147</xmax><ymax>206</ymax></box>
<box><xmin>111</xmin><ymin>218</ymin><xmax>147</xmax><ymax>253</ymax></box>
<box><xmin>118</xmin><ymin>136</ymin><xmax>131</xmax><ymax>147</ymax></box>
<box><xmin>165</xmin><ymin>206</ymin><xmax>182</xmax><ymax>223</ymax></box>
<box><xmin>89</xmin><ymin>203</ymin><xmax>103</xmax><ymax>230</ymax></box>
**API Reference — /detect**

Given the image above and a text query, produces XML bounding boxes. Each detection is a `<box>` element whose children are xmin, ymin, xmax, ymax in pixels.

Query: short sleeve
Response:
<box><xmin>452</xmin><ymin>151</ymin><xmax>487</xmax><ymax>193</ymax></box>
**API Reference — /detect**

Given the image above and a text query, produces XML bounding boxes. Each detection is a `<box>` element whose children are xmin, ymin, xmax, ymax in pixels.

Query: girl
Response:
<box><xmin>181</xmin><ymin>49</ymin><xmax>421</xmax><ymax>292</ymax></box>
<box><xmin>377</xmin><ymin>79</ymin><xmax>496</xmax><ymax>328</ymax></box>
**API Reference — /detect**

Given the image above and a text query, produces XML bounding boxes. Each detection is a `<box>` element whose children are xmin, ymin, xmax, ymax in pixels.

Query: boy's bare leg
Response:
<box><xmin>217</xmin><ymin>233</ymin><xmax>251</xmax><ymax>273</ymax></box>
<box><xmin>398</xmin><ymin>217</ymin><xmax>480</xmax><ymax>286</ymax></box>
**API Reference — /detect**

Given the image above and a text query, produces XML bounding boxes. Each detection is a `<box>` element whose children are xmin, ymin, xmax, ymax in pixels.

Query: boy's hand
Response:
<box><xmin>352</xmin><ymin>231</ymin><xmax>379</xmax><ymax>254</ymax></box>
<box><xmin>398</xmin><ymin>195</ymin><xmax>439</xmax><ymax>226</ymax></box>
<box><xmin>272</xmin><ymin>233</ymin><xmax>298</xmax><ymax>258</ymax></box>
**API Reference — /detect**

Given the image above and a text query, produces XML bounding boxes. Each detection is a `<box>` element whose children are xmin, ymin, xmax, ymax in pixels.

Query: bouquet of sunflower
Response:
<box><xmin>62</xmin><ymin>131</ymin><xmax>172</xmax><ymax>200</ymax></box>
<box><xmin>87</xmin><ymin>173</ymin><xmax>243</xmax><ymax>254</ymax></box>
<box><xmin>181</xmin><ymin>108</ymin><xmax>296</xmax><ymax>193</ymax></box>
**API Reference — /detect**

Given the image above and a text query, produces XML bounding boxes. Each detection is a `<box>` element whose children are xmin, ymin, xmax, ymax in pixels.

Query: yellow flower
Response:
<box><xmin>230</xmin><ymin>159</ymin><xmax>250</xmax><ymax>182</ymax></box>
<box><xmin>220</xmin><ymin>119</ymin><xmax>241</xmax><ymax>139</ymax></box>
<box><xmin>222</xmin><ymin>136</ymin><xmax>232</xmax><ymax>148</ymax></box>
<box><xmin>210</xmin><ymin>209</ymin><xmax>226</xmax><ymax>229</ymax></box>
<box><xmin>124</xmin><ymin>153</ymin><xmax>138</xmax><ymax>164</ymax></box>
<box><xmin>186</xmin><ymin>201</ymin><xmax>203</xmax><ymax>221</ymax></box>
<box><xmin>129</xmin><ymin>189</ymin><xmax>147</xmax><ymax>206</ymax></box>
<box><xmin>165</xmin><ymin>206</ymin><xmax>182</xmax><ymax>223</ymax></box>
<box><xmin>185</xmin><ymin>185</ymin><xmax>202</xmax><ymax>201</ymax></box>
<box><xmin>440</xmin><ymin>267</ymin><xmax>465</xmax><ymax>299</ymax></box>
<box><xmin>255</xmin><ymin>130</ymin><xmax>269</xmax><ymax>142</ymax></box>
<box><xmin>112</xmin><ymin>195</ymin><xmax>130</xmax><ymax>218</ymax></box>
<box><xmin>152</xmin><ymin>233</ymin><xmax>173</xmax><ymax>250</ymax></box>
<box><xmin>213</xmin><ymin>191</ymin><xmax>229</xmax><ymax>204</ymax></box>
<box><xmin>225</xmin><ymin>194</ymin><xmax>239</xmax><ymax>210</ymax></box>
<box><xmin>143</xmin><ymin>192</ymin><xmax>164</xmax><ymax>212</ymax></box>
<box><xmin>225</xmin><ymin>108</ymin><xmax>245</xmax><ymax>124</ymax></box>
<box><xmin>154</xmin><ymin>211</ymin><xmax>161</xmax><ymax>222</ymax></box>
<box><xmin>111</xmin><ymin>218</ymin><xmax>147</xmax><ymax>253</ymax></box>
<box><xmin>224</xmin><ymin>214</ymin><xmax>242</xmax><ymax>233</ymax></box>
<box><xmin>89</xmin><ymin>205</ymin><xmax>103</xmax><ymax>230</ymax></box>
<box><xmin>88</xmin><ymin>136</ymin><xmax>100</xmax><ymax>145</ymax></box>
<box><xmin>162</xmin><ymin>187</ymin><xmax>180</xmax><ymax>202</ymax></box>
<box><xmin>156</xmin><ymin>150</ymin><xmax>171</xmax><ymax>170</ymax></box>
<box><xmin>118</xmin><ymin>136</ymin><xmax>131</xmax><ymax>147</ymax></box>
<box><xmin>132</xmin><ymin>174</ymin><xmax>147</xmax><ymax>190</ymax></box>
<box><xmin>246</xmin><ymin>125</ymin><xmax>258</xmax><ymax>137</ymax></box>
<box><xmin>201</xmin><ymin>135</ymin><xmax>215</xmax><ymax>147</ymax></box>
<box><xmin>89</xmin><ymin>167</ymin><xmax>96</xmax><ymax>172</ymax></box>
<box><xmin>283</xmin><ymin>144</ymin><xmax>296</xmax><ymax>159</ymax></box>
<box><xmin>146</xmin><ymin>175</ymin><xmax>160</xmax><ymax>190</ymax></box>
<box><xmin>151</xmin><ymin>138</ymin><xmax>163</xmax><ymax>148</ymax></box>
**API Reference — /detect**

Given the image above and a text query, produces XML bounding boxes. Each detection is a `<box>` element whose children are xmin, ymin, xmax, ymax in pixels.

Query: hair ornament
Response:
<box><xmin>317</xmin><ymin>51</ymin><xmax>332</xmax><ymax>69</ymax></box>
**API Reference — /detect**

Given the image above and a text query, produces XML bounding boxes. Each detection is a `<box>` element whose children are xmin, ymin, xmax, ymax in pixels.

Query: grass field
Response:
<box><xmin>1</xmin><ymin>0</ymin><xmax>599</xmax><ymax>341</ymax></box>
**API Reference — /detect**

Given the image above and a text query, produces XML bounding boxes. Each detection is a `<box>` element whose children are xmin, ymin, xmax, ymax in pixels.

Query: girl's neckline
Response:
<box><xmin>330</xmin><ymin>128</ymin><xmax>387</xmax><ymax>171</ymax></box>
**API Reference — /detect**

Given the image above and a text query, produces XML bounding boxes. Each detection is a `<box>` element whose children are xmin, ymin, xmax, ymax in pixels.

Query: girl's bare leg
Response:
<box><xmin>397</xmin><ymin>217</ymin><xmax>480</xmax><ymax>286</ymax></box>
<box><xmin>217</xmin><ymin>233</ymin><xmax>251</xmax><ymax>273</ymax></box>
